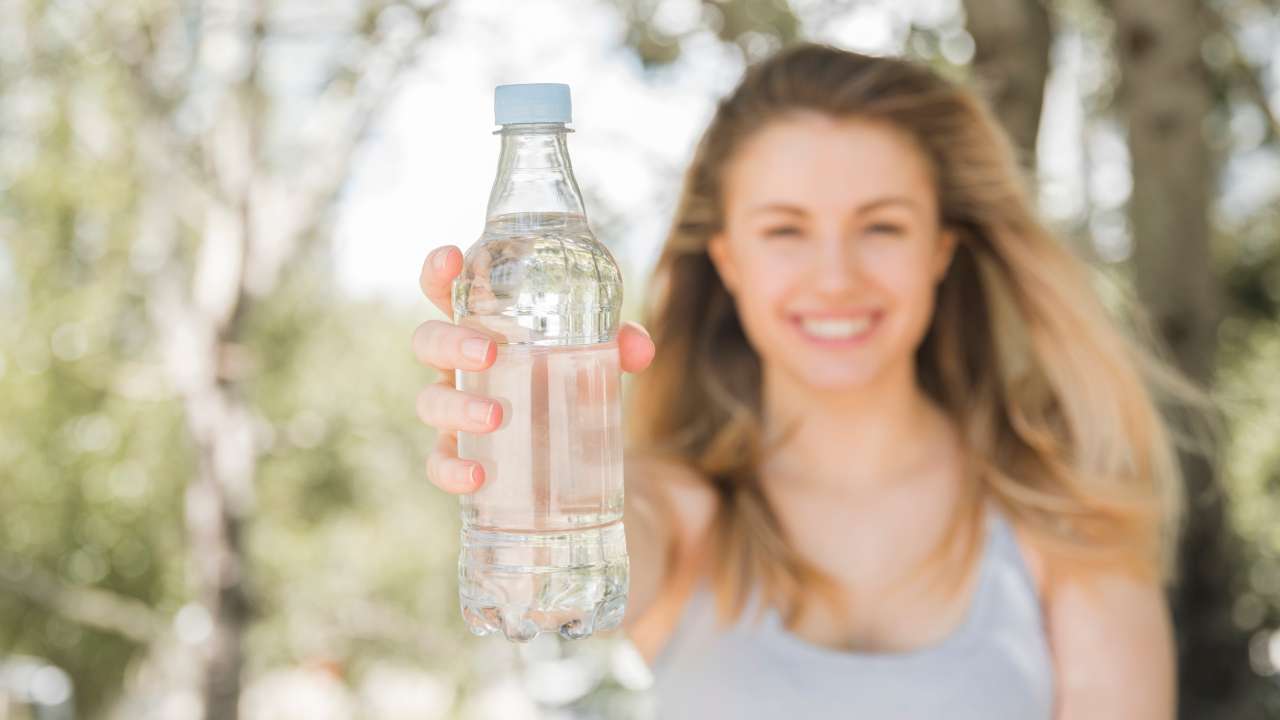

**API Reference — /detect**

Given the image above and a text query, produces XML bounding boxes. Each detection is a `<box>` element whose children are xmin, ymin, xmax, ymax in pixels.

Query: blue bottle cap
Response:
<box><xmin>494</xmin><ymin>83</ymin><xmax>572</xmax><ymax>126</ymax></box>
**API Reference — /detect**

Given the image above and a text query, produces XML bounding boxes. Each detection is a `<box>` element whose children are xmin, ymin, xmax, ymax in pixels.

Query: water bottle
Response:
<box><xmin>452</xmin><ymin>83</ymin><xmax>628</xmax><ymax>642</ymax></box>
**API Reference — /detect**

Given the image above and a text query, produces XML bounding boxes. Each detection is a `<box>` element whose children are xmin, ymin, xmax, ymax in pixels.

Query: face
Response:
<box><xmin>707</xmin><ymin>113</ymin><xmax>956</xmax><ymax>393</ymax></box>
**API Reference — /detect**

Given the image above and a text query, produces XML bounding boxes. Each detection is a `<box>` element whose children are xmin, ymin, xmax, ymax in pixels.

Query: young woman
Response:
<box><xmin>414</xmin><ymin>43</ymin><xmax>1186</xmax><ymax>718</ymax></box>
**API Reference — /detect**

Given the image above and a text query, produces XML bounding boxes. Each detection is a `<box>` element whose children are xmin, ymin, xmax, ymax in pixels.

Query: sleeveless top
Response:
<box><xmin>648</xmin><ymin>505</ymin><xmax>1055</xmax><ymax>719</ymax></box>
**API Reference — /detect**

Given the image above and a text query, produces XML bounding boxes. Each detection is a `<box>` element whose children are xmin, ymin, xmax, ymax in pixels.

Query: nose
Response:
<box><xmin>811</xmin><ymin>232</ymin><xmax>860</xmax><ymax>296</ymax></box>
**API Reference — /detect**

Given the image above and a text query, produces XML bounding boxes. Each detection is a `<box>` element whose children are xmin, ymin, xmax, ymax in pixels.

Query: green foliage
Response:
<box><xmin>0</xmin><ymin>90</ymin><xmax>189</xmax><ymax>716</ymax></box>
<box><xmin>239</xmin><ymin>260</ymin><xmax>473</xmax><ymax>680</ymax></box>
<box><xmin>0</xmin><ymin>3</ymin><xmax>474</xmax><ymax>713</ymax></box>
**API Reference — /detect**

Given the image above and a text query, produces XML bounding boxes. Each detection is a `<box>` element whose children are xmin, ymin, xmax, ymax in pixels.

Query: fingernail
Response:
<box><xmin>460</xmin><ymin>458</ymin><xmax>481</xmax><ymax>486</ymax></box>
<box><xmin>467</xmin><ymin>400</ymin><xmax>494</xmax><ymax>426</ymax></box>
<box><xmin>466</xmin><ymin>464</ymin><xmax>481</xmax><ymax>488</ymax></box>
<box><xmin>461</xmin><ymin>337</ymin><xmax>490</xmax><ymax>364</ymax></box>
<box><xmin>432</xmin><ymin>247</ymin><xmax>449</xmax><ymax>272</ymax></box>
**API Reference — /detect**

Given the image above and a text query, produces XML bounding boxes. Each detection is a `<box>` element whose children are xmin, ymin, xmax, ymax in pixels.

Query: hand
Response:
<box><xmin>414</xmin><ymin>245</ymin><xmax>656</xmax><ymax>494</ymax></box>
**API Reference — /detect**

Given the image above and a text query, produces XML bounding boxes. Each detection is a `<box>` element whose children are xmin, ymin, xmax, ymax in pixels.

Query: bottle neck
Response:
<box><xmin>485</xmin><ymin>122</ymin><xmax>586</xmax><ymax>229</ymax></box>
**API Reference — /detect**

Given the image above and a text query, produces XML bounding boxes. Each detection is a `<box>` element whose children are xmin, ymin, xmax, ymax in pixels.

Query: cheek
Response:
<box><xmin>728</xmin><ymin>251</ymin><xmax>800</xmax><ymax>339</ymax></box>
<box><xmin>862</xmin><ymin>236</ymin><xmax>933</xmax><ymax>291</ymax></box>
<box><xmin>863</xmin><ymin>244</ymin><xmax>940</xmax><ymax>332</ymax></box>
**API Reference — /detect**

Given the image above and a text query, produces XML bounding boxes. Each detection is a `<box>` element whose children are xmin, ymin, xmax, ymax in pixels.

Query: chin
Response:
<box><xmin>791</xmin><ymin>362</ymin><xmax>884</xmax><ymax>392</ymax></box>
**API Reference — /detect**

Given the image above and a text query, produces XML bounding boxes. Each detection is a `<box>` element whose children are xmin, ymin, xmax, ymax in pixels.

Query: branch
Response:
<box><xmin>243</xmin><ymin>6</ymin><xmax>444</xmax><ymax>295</ymax></box>
<box><xmin>0</xmin><ymin>559</ymin><xmax>165</xmax><ymax>644</ymax></box>
<box><xmin>289</xmin><ymin>12</ymin><xmax>440</xmax><ymax>243</ymax></box>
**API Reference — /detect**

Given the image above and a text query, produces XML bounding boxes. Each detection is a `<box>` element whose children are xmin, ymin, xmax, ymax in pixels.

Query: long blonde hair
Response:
<box><xmin>627</xmin><ymin>42</ymin><xmax>1190</xmax><ymax>628</ymax></box>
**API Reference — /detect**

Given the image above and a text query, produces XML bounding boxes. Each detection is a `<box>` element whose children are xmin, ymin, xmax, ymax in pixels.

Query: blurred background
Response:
<box><xmin>1</xmin><ymin>0</ymin><xmax>1278</xmax><ymax>718</ymax></box>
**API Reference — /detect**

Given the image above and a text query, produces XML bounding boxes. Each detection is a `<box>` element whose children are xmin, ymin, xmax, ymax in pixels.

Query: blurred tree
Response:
<box><xmin>614</xmin><ymin>0</ymin><xmax>807</xmax><ymax>66</ymax></box>
<box><xmin>1199</xmin><ymin>0</ymin><xmax>1280</xmax><ymax>713</ymax></box>
<box><xmin>1</xmin><ymin>0</ymin><xmax>456</xmax><ymax>717</ymax></box>
<box><xmin>963</xmin><ymin>0</ymin><xmax>1052</xmax><ymax>170</ymax></box>
<box><xmin>0</xmin><ymin>4</ymin><xmax>194</xmax><ymax>711</ymax></box>
<box><xmin>106</xmin><ymin>2</ymin><xmax>445</xmax><ymax>715</ymax></box>
<box><xmin>1108</xmin><ymin>1</ymin><xmax>1254</xmax><ymax>716</ymax></box>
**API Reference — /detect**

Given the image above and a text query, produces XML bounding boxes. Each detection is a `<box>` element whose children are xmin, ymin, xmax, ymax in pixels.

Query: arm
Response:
<box><xmin>1045</xmin><ymin>568</ymin><xmax>1176</xmax><ymax>719</ymax></box>
<box><xmin>620</xmin><ymin>453</ymin><xmax>718</xmax><ymax>638</ymax></box>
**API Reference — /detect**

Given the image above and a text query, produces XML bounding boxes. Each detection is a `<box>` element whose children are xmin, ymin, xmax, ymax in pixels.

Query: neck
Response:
<box><xmin>760</xmin><ymin>360</ymin><xmax>952</xmax><ymax>497</ymax></box>
<box><xmin>485</xmin><ymin>122</ymin><xmax>586</xmax><ymax>224</ymax></box>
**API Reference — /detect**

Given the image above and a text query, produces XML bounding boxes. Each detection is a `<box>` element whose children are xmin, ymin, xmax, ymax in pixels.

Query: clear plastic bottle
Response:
<box><xmin>452</xmin><ymin>83</ymin><xmax>627</xmax><ymax>642</ymax></box>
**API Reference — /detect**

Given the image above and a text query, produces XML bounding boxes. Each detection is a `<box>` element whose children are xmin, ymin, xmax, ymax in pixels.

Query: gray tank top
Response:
<box><xmin>649</xmin><ymin>505</ymin><xmax>1055</xmax><ymax>718</ymax></box>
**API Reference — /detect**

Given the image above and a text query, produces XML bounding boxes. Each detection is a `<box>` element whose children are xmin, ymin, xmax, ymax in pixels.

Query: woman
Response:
<box><xmin>414</xmin><ymin>43</ymin><xmax>1187</xmax><ymax>718</ymax></box>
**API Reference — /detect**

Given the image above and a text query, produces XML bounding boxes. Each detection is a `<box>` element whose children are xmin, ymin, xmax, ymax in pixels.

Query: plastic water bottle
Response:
<box><xmin>452</xmin><ymin>83</ymin><xmax>628</xmax><ymax>642</ymax></box>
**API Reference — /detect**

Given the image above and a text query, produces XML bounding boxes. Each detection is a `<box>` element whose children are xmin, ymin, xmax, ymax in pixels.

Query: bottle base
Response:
<box><xmin>458</xmin><ymin>523</ymin><xmax>628</xmax><ymax>642</ymax></box>
<box><xmin>460</xmin><ymin>592</ymin><xmax>627</xmax><ymax>642</ymax></box>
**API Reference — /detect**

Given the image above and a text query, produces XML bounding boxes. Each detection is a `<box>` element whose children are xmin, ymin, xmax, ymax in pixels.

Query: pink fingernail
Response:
<box><xmin>462</xmin><ymin>337</ymin><xmax>491</xmax><ymax>364</ymax></box>
<box><xmin>467</xmin><ymin>400</ymin><xmax>495</xmax><ymax>426</ymax></box>
<box><xmin>432</xmin><ymin>247</ymin><xmax>449</xmax><ymax>272</ymax></box>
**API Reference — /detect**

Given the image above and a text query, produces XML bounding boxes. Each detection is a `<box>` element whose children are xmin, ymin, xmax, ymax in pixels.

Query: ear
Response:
<box><xmin>932</xmin><ymin>226</ymin><xmax>958</xmax><ymax>283</ymax></box>
<box><xmin>707</xmin><ymin>231</ymin><xmax>739</xmax><ymax>296</ymax></box>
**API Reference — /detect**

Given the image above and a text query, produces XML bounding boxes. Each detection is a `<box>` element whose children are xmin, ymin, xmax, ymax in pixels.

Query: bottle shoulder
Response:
<box><xmin>455</xmin><ymin>214</ymin><xmax>624</xmax><ymax>344</ymax></box>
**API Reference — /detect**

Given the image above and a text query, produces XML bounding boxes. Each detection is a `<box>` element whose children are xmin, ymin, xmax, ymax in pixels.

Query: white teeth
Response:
<box><xmin>800</xmin><ymin>316</ymin><xmax>872</xmax><ymax>339</ymax></box>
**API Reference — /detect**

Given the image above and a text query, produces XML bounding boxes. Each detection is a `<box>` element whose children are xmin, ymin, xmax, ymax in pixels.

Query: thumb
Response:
<box><xmin>618</xmin><ymin>321</ymin><xmax>655</xmax><ymax>375</ymax></box>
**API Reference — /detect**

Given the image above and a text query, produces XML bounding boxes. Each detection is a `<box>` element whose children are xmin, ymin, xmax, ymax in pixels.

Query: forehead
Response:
<box><xmin>722</xmin><ymin>113</ymin><xmax>937</xmax><ymax>216</ymax></box>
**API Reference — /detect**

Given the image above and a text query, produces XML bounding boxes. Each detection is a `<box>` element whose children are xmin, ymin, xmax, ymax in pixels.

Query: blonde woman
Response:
<box><xmin>414</xmin><ymin>43</ymin><xmax>1185</xmax><ymax>718</ymax></box>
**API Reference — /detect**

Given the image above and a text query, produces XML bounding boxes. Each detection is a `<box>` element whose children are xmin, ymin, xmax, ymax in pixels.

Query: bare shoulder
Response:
<box><xmin>624</xmin><ymin>451</ymin><xmax>718</xmax><ymax>553</ymax></box>
<box><xmin>621</xmin><ymin>451</ymin><xmax>719</xmax><ymax>660</ymax></box>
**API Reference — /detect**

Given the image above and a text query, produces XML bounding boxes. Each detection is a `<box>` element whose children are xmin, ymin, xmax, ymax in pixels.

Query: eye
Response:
<box><xmin>764</xmin><ymin>226</ymin><xmax>802</xmax><ymax>238</ymax></box>
<box><xmin>866</xmin><ymin>222</ymin><xmax>904</xmax><ymax>236</ymax></box>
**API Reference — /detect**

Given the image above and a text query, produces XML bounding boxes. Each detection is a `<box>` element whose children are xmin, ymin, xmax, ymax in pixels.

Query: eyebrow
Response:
<box><xmin>747</xmin><ymin>196</ymin><xmax>920</xmax><ymax>217</ymax></box>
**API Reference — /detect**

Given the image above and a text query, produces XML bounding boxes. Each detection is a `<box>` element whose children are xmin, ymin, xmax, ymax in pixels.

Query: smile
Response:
<box><xmin>790</xmin><ymin>312</ymin><xmax>881</xmax><ymax>345</ymax></box>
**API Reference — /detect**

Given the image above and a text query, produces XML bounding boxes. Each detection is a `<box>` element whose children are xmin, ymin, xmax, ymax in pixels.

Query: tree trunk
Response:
<box><xmin>963</xmin><ymin>0</ymin><xmax>1052</xmax><ymax>171</ymax></box>
<box><xmin>138</xmin><ymin>3</ymin><xmax>435</xmax><ymax>714</ymax></box>
<box><xmin>1110</xmin><ymin>0</ymin><xmax>1249</xmax><ymax>716</ymax></box>
<box><xmin>184</xmin><ymin>385</ymin><xmax>255</xmax><ymax>720</ymax></box>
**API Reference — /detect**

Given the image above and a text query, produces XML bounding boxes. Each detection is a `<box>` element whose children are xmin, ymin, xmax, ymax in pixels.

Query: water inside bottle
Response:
<box><xmin>456</xmin><ymin>341</ymin><xmax>627</xmax><ymax>641</ymax></box>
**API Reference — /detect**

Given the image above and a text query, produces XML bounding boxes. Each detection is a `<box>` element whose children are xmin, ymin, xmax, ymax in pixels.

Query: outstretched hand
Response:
<box><xmin>412</xmin><ymin>244</ymin><xmax>655</xmax><ymax>493</ymax></box>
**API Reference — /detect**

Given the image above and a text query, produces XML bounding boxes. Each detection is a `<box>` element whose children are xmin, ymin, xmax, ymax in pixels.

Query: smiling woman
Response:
<box><xmin>618</xmin><ymin>42</ymin><xmax>1191</xmax><ymax>719</ymax></box>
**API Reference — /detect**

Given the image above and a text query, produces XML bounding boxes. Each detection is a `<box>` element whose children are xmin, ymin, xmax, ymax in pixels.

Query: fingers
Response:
<box><xmin>416</xmin><ymin>383</ymin><xmax>504</xmax><ymax>434</ymax></box>
<box><xmin>412</xmin><ymin>320</ymin><xmax>497</xmax><ymax>372</ymax></box>
<box><xmin>415</xmin><ymin>246</ymin><xmax>496</xmax><ymax>499</ymax></box>
<box><xmin>618</xmin><ymin>321</ymin><xmax>655</xmax><ymax>374</ymax></box>
<box><xmin>420</xmin><ymin>385</ymin><xmax>494</xmax><ymax>494</ymax></box>
<box><xmin>420</xmin><ymin>246</ymin><xmax>462</xmax><ymax>317</ymax></box>
<box><xmin>426</xmin><ymin>432</ymin><xmax>485</xmax><ymax>494</ymax></box>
